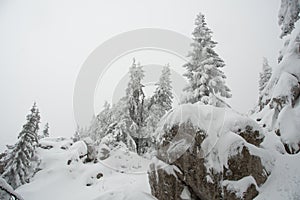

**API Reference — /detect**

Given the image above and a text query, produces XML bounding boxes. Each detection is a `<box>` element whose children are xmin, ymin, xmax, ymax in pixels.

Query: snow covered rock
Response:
<box><xmin>148</xmin><ymin>104</ymin><xmax>271</xmax><ymax>200</ymax></box>
<box><xmin>82</xmin><ymin>137</ymin><xmax>97</xmax><ymax>162</ymax></box>
<box><xmin>98</xmin><ymin>143</ymin><xmax>110</xmax><ymax>160</ymax></box>
<box><xmin>222</xmin><ymin>176</ymin><xmax>258</xmax><ymax>200</ymax></box>
<box><xmin>148</xmin><ymin>157</ymin><xmax>184</xmax><ymax>200</ymax></box>
<box><xmin>255</xmin><ymin>19</ymin><xmax>300</xmax><ymax>154</ymax></box>
<box><xmin>70</xmin><ymin>141</ymin><xmax>88</xmax><ymax>157</ymax></box>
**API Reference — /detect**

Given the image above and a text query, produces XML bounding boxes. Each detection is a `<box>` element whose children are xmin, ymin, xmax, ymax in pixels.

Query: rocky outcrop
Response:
<box><xmin>254</xmin><ymin>21</ymin><xmax>300</xmax><ymax>154</ymax></box>
<box><xmin>148</xmin><ymin>104</ymin><xmax>270</xmax><ymax>200</ymax></box>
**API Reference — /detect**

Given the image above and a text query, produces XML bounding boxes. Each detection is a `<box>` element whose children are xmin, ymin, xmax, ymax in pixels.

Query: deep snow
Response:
<box><xmin>16</xmin><ymin>137</ymin><xmax>156</xmax><ymax>200</ymax></box>
<box><xmin>12</xmin><ymin>123</ymin><xmax>300</xmax><ymax>200</ymax></box>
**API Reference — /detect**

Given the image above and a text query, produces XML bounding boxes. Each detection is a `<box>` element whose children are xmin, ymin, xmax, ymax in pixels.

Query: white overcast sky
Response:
<box><xmin>0</xmin><ymin>0</ymin><xmax>282</xmax><ymax>151</ymax></box>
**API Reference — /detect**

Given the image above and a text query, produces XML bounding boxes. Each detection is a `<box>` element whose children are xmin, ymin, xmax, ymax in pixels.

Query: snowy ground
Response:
<box><xmin>16</xmin><ymin>137</ymin><xmax>156</xmax><ymax>200</ymax></box>
<box><xmin>14</xmin><ymin>135</ymin><xmax>300</xmax><ymax>200</ymax></box>
<box><xmin>255</xmin><ymin>153</ymin><xmax>300</xmax><ymax>200</ymax></box>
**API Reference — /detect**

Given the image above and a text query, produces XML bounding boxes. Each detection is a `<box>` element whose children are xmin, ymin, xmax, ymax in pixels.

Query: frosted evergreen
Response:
<box><xmin>42</xmin><ymin>123</ymin><xmax>50</xmax><ymax>138</ymax></box>
<box><xmin>182</xmin><ymin>13</ymin><xmax>231</xmax><ymax>106</ymax></box>
<box><xmin>1</xmin><ymin>103</ymin><xmax>40</xmax><ymax>189</ymax></box>
<box><xmin>259</xmin><ymin>57</ymin><xmax>272</xmax><ymax>94</ymax></box>
<box><xmin>126</xmin><ymin>59</ymin><xmax>145</xmax><ymax>128</ymax></box>
<box><xmin>278</xmin><ymin>0</ymin><xmax>300</xmax><ymax>38</ymax></box>
<box><xmin>146</xmin><ymin>65</ymin><xmax>173</xmax><ymax>134</ymax></box>
<box><xmin>125</xmin><ymin>59</ymin><xmax>146</xmax><ymax>154</ymax></box>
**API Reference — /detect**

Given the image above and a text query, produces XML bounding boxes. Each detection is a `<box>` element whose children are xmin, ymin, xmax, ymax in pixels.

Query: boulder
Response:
<box><xmin>148</xmin><ymin>104</ymin><xmax>270</xmax><ymax>200</ymax></box>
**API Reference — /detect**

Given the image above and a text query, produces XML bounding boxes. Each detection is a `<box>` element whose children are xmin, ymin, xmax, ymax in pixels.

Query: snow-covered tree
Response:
<box><xmin>34</xmin><ymin>108</ymin><xmax>40</xmax><ymax>137</ymax></box>
<box><xmin>73</xmin><ymin>128</ymin><xmax>80</xmax><ymax>142</ymax></box>
<box><xmin>258</xmin><ymin>57</ymin><xmax>272</xmax><ymax>111</ymax></box>
<box><xmin>1</xmin><ymin>103</ymin><xmax>40</xmax><ymax>189</ymax></box>
<box><xmin>86</xmin><ymin>115</ymin><xmax>100</xmax><ymax>141</ymax></box>
<box><xmin>126</xmin><ymin>59</ymin><xmax>145</xmax><ymax>127</ymax></box>
<box><xmin>150</xmin><ymin>64</ymin><xmax>173</xmax><ymax>111</ymax></box>
<box><xmin>182</xmin><ymin>13</ymin><xmax>231</xmax><ymax>106</ymax></box>
<box><xmin>90</xmin><ymin>101</ymin><xmax>113</xmax><ymax>141</ymax></box>
<box><xmin>126</xmin><ymin>59</ymin><xmax>146</xmax><ymax>154</ymax></box>
<box><xmin>259</xmin><ymin>57</ymin><xmax>272</xmax><ymax>93</ymax></box>
<box><xmin>112</xmin><ymin>120</ymin><xmax>136</xmax><ymax>152</ymax></box>
<box><xmin>146</xmin><ymin>65</ymin><xmax>173</xmax><ymax>134</ymax></box>
<box><xmin>76</xmin><ymin>125</ymin><xmax>89</xmax><ymax>139</ymax></box>
<box><xmin>278</xmin><ymin>0</ymin><xmax>300</xmax><ymax>38</ymax></box>
<box><xmin>42</xmin><ymin>123</ymin><xmax>50</xmax><ymax>138</ymax></box>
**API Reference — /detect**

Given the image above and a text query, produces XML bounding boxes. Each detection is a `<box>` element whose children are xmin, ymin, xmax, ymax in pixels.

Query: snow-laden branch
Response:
<box><xmin>0</xmin><ymin>177</ymin><xmax>24</xmax><ymax>200</ymax></box>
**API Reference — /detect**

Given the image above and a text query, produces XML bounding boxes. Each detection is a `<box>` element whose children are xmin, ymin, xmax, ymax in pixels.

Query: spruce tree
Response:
<box><xmin>151</xmin><ymin>64</ymin><xmax>173</xmax><ymax>111</ymax></box>
<box><xmin>93</xmin><ymin>101</ymin><xmax>113</xmax><ymax>141</ymax></box>
<box><xmin>87</xmin><ymin>115</ymin><xmax>99</xmax><ymax>141</ymax></box>
<box><xmin>1</xmin><ymin>103</ymin><xmax>40</xmax><ymax>189</ymax></box>
<box><xmin>126</xmin><ymin>59</ymin><xmax>145</xmax><ymax>154</ymax></box>
<box><xmin>126</xmin><ymin>59</ymin><xmax>145</xmax><ymax>126</ymax></box>
<box><xmin>259</xmin><ymin>57</ymin><xmax>272</xmax><ymax>94</ymax></box>
<box><xmin>146</xmin><ymin>64</ymin><xmax>173</xmax><ymax>133</ymax></box>
<box><xmin>42</xmin><ymin>123</ymin><xmax>50</xmax><ymax>138</ymax></box>
<box><xmin>182</xmin><ymin>13</ymin><xmax>231</xmax><ymax>106</ymax></box>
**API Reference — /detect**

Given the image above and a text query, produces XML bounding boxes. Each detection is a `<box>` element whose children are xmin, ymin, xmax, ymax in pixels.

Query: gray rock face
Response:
<box><xmin>148</xmin><ymin>106</ymin><xmax>269</xmax><ymax>200</ymax></box>
<box><xmin>149</xmin><ymin>163</ymin><xmax>184</xmax><ymax>200</ymax></box>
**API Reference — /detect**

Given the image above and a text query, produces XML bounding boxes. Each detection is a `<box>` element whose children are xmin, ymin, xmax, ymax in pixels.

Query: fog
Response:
<box><xmin>0</xmin><ymin>0</ymin><xmax>282</xmax><ymax>151</ymax></box>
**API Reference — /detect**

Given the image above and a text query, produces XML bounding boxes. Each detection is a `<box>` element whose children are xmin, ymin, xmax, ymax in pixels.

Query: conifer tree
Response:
<box><xmin>126</xmin><ymin>59</ymin><xmax>145</xmax><ymax>126</ymax></box>
<box><xmin>259</xmin><ymin>57</ymin><xmax>272</xmax><ymax>94</ymax></box>
<box><xmin>146</xmin><ymin>64</ymin><xmax>173</xmax><ymax>133</ymax></box>
<box><xmin>278</xmin><ymin>0</ymin><xmax>300</xmax><ymax>38</ymax></box>
<box><xmin>151</xmin><ymin>64</ymin><xmax>173</xmax><ymax>111</ymax></box>
<box><xmin>42</xmin><ymin>123</ymin><xmax>49</xmax><ymax>138</ymax></box>
<box><xmin>92</xmin><ymin>101</ymin><xmax>113</xmax><ymax>141</ymax></box>
<box><xmin>126</xmin><ymin>59</ymin><xmax>145</xmax><ymax>154</ymax></box>
<box><xmin>1</xmin><ymin>103</ymin><xmax>40</xmax><ymax>189</ymax></box>
<box><xmin>182</xmin><ymin>13</ymin><xmax>231</xmax><ymax>106</ymax></box>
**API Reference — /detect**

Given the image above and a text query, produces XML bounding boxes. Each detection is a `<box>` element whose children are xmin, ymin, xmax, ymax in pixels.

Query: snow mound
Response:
<box><xmin>155</xmin><ymin>103</ymin><xmax>266</xmax><ymax>172</ymax></box>
<box><xmin>101</xmin><ymin>143</ymin><xmax>151</xmax><ymax>174</ymax></box>
<box><xmin>70</xmin><ymin>141</ymin><xmax>88</xmax><ymax>157</ymax></box>
<box><xmin>157</xmin><ymin>103</ymin><xmax>263</xmax><ymax>142</ymax></box>
<box><xmin>16</xmin><ymin>137</ymin><xmax>154</xmax><ymax>200</ymax></box>
<box><xmin>278</xmin><ymin>104</ymin><xmax>300</xmax><ymax>153</ymax></box>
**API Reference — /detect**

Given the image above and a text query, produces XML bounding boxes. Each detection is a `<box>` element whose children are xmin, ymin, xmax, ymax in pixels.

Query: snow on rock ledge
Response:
<box><xmin>149</xmin><ymin>104</ymin><xmax>271</xmax><ymax>200</ymax></box>
<box><xmin>154</xmin><ymin>103</ymin><xmax>265</xmax><ymax>165</ymax></box>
